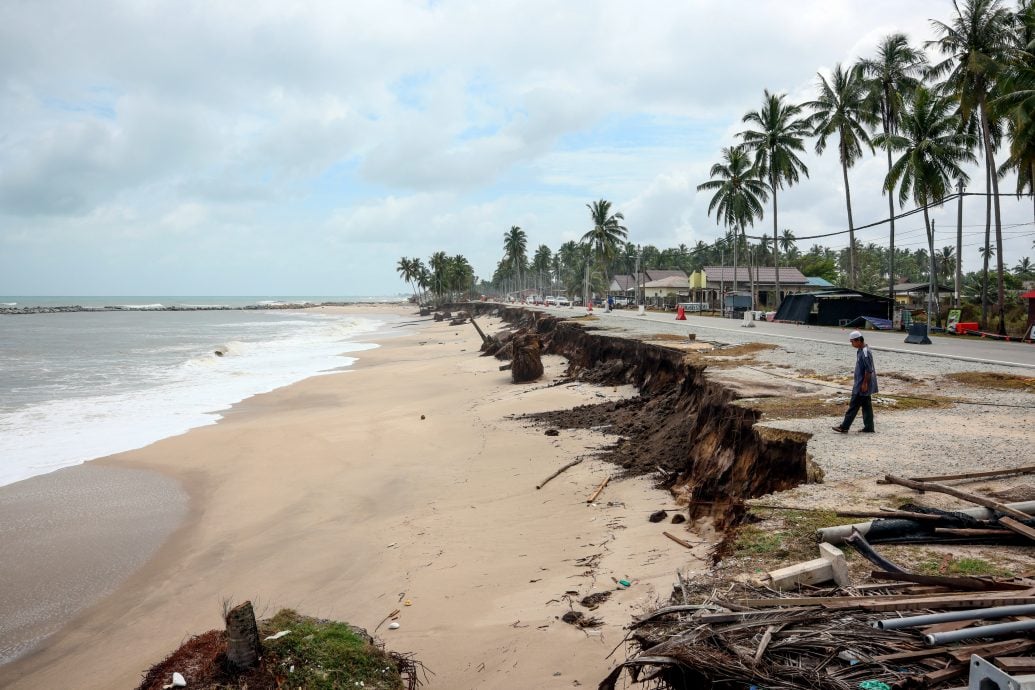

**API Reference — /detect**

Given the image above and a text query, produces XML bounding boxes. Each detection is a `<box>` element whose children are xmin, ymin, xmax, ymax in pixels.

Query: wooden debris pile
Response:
<box><xmin>602</xmin><ymin>579</ymin><xmax>1035</xmax><ymax>690</ymax></box>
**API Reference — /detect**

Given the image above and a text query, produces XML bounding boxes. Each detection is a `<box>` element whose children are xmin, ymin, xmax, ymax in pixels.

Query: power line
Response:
<box><xmin>744</xmin><ymin>192</ymin><xmax>1034</xmax><ymax>243</ymax></box>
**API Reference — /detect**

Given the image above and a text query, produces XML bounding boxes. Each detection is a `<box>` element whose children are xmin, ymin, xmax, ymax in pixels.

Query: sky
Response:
<box><xmin>1</xmin><ymin>0</ymin><xmax>1033</xmax><ymax>297</ymax></box>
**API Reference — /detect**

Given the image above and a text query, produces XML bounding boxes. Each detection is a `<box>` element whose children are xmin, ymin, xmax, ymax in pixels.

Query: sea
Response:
<box><xmin>0</xmin><ymin>296</ymin><xmax>410</xmax><ymax>488</ymax></box>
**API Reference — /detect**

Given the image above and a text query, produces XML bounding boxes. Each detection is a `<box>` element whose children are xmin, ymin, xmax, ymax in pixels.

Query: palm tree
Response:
<box><xmin>859</xmin><ymin>33</ymin><xmax>928</xmax><ymax>298</ymax></box>
<box><xmin>994</xmin><ymin>1</ymin><xmax>1035</xmax><ymax>222</ymax></box>
<box><xmin>1015</xmin><ymin>256</ymin><xmax>1034</xmax><ymax>277</ymax></box>
<box><xmin>937</xmin><ymin>246</ymin><xmax>957</xmax><ymax>285</ymax></box>
<box><xmin>805</xmin><ymin>63</ymin><xmax>874</xmax><ymax>288</ymax></box>
<box><xmin>779</xmin><ymin>229</ymin><xmax>797</xmax><ymax>258</ymax></box>
<box><xmin>428</xmin><ymin>251</ymin><xmax>450</xmax><ymax>303</ymax></box>
<box><xmin>697</xmin><ymin>146</ymin><xmax>769</xmax><ymax>304</ymax></box>
<box><xmin>582</xmin><ymin>199</ymin><xmax>628</xmax><ymax>304</ymax></box>
<box><xmin>502</xmin><ymin>226</ymin><xmax>528</xmax><ymax>297</ymax></box>
<box><xmin>531</xmin><ymin>245</ymin><xmax>552</xmax><ymax>298</ymax></box>
<box><xmin>740</xmin><ymin>90</ymin><xmax>811</xmax><ymax>307</ymax></box>
<box><xmin>877</xmin><ymin>87</ymin><xmax>975</xmax><ymax>336</ymax></box>
<box><xmin>396</xmin><ymin>257</ymin><xmax>420</xmax><ymax>304</ymax></box>
<box><xmin>929</xmin><ymin>0</ymin><xmax>1016</xmax><ymax>333</ymax></box>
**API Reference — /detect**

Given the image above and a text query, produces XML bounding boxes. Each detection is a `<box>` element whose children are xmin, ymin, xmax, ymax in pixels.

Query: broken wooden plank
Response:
<box><xmin>586</xmin><ymin>475</ymin><xmax>610</xmax><ymax>503</ymax></box>
<box><xmin>904</xmin><ymin>464</ymin><xmax>1035</xmax><ymax>484</ymax></box>
<box><xmin>869</xmin><ymin>570</ymin><xmax>1032</xmax><ymax>592</ymax></box>
<box><xmin>994</xmin><ymin>657</ymin><xmax>1035</xmax><ymax>673</ymax></box>
<box><xmin>998</xmin><ymin>516</ymin><xmax>1035</xmax><ymax>544</ymax></box>
<box><xmin>855</xmin><ymin>592</ymin><xmax>1035</xmax><ymax>613</ymax></box>
<box><xmin>946</xmin><ymin>638</ymin><xmax>1035</xmax><ymax>662</ymax></box>
<box><xmin>662</xmin><ymin>531</ymin><xmax>693</xmax><ymax>549</ymax></box>
<box><xmin>884</xmin><ymin>475</ymin><xmax>1032</xmax><ymax>521</ymax></box>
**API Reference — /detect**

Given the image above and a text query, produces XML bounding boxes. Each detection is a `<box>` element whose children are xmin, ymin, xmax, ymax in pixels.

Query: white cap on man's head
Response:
<box><xmin>849</xmin><ymin>330</ymin><xmax>862</xmax><ymax>340</ymax></box>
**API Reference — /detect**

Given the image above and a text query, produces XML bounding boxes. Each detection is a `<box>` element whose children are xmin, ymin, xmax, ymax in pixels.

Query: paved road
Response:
<box><xmin>537</xmin><ymin>305</ymin><xmax>1035</xmax><ymax>370</ymax></box>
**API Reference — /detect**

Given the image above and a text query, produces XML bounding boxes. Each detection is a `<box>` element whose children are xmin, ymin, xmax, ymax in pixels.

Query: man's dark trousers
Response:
<box><xmin>841</xmin><ymin>393</ymin><xmax>874</xmax><ymax>431</ymax></box>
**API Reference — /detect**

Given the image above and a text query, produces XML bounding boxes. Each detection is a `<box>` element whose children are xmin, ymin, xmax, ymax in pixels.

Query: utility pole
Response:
<box><xmin>955</xmin><ymin>179</ymin><xmax>964</xmax><ymax>308</ymax></box>
<box><xmin>719</xmin><ymin>247</ymin><xmax>725</xmax><ymax>316</ymax></box>
<box><xmin>634</xmin><ymin>245</ymin><xmax>642</xmax><ymax>314</ymax></box>
<box><xmin>928</xmin><ymin>219</ymin><xmax>938</xmax><ymax>336</ymax></box>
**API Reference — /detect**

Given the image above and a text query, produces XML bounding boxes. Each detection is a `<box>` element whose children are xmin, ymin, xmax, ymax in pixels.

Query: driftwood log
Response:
<box><xmin>510</xmin><ymin>334</ymin><xmax>543</xmax><ymax>383</ymax></box>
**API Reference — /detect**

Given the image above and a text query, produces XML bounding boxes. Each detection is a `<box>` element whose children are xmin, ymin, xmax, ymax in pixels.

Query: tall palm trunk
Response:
<box><xmin>882</xmin><ymin>90</ymin><xmax>897</xmax><ymax>302</ymax></box>
<box><xmin>979</xmin><ymin>103</ymin><xmax>1005</xmax><ymax>334</ymax></box>
<box><xmin>770</xmin><ymin>167</ymin><xmax>781</xmax><ymax>307</ymax></box>
<box><xmin>840</xmin><ymin>138</ymin><xmax>857</xmax><ymax>289</ymax></box>
<box><xmin>981</xmin><ymin>147</ymin><xmax>992</xmax><ymax>329</ymax></box>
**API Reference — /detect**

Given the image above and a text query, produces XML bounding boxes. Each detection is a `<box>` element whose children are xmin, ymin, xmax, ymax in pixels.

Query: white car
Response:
<box><xmin>555</xmin><ymin>297</ymin><xmax>571</xmax><ymax>307</ymax></box>
<box><xmin>544</xmin><ymin>296</ymin><xmax>558</xmax><ymax>306</ymax></box>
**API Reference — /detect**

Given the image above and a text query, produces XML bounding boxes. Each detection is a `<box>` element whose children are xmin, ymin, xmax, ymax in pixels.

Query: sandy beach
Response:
<box><xmin>0</xmin><ymin>306</ymin><xmax>703</xmax><ymax>689</ymax></box>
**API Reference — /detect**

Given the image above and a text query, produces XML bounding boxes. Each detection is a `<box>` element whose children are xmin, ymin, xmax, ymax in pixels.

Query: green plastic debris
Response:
<box><xmin>858</xmin><ymin>681</ymin><xmax>891</xmax><ymax>690</ymax></box>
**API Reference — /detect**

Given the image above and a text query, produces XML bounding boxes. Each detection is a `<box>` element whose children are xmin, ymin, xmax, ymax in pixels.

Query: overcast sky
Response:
<box><xmin>1</xmin><ymin>0</ymin><xmax>1033</xmax><ymax>296</ymax></box>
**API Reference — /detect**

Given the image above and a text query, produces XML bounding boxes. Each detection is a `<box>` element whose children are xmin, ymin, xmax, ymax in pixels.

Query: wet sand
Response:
<box><xmin>0</xmin><ymin>308</ymin><xmax>704</xmax><ymax>689</ymax></box>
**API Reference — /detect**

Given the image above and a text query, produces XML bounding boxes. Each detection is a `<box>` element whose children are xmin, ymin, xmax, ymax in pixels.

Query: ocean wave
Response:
<box><xmin>0</xmin><ymin>312</ymin><xmax>396</xmax><ymax>487</ymax></box>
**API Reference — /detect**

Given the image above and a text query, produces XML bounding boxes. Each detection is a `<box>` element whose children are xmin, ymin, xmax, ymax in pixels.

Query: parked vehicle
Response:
<box><xmin>612</xmin><ymin>296</ymin><xmax>630</xmax><ymax>307</ymax></box>
<box><xmin>555</xmin><ymin>297</ymin><xmax>571</xmax><ymax>307</ymax></box>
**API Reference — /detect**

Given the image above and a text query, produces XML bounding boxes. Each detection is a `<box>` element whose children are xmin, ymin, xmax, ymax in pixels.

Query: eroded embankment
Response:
<box><xmin>461</xmin><ymin>304</ymin><xmax>810</xmax><ymax>528</ymax></box>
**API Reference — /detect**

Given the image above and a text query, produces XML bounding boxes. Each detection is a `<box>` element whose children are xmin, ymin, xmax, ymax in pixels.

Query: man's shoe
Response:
<box><xmin>859</xmin><ymin>428</ymin><xmax>875</xmax><ymax>433</ymax></box>
<box><xmin>832</xmin><ymin>426</ymin><xmax>848</xmax><ymax>433</ymax></box>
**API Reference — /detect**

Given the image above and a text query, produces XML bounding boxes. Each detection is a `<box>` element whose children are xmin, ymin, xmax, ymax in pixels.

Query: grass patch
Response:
<box><xmin>262</xmin><ymin>610</ymin><xmax>404</xmax><ymax>690</ymax></box>
<box><xmin>733</xmin><ymin>508</ymin><xmax>847</xmax><ymax>565</ymax></box>
<box><xmin>945</xmin><ymin>371</ymin><xmax>1035</xmax><ymax>392</ymax></box>
<box><xmin>912</xmin><ymin>554</ymin><xmax>1014</xmax><ymax>578</ymax></box>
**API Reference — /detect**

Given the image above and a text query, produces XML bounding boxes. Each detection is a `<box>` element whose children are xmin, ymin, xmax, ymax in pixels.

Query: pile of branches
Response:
<box><xmin>602</xmin><ymin>580</ymin><xmax>1035</xmax><ymax>690</ymax></box>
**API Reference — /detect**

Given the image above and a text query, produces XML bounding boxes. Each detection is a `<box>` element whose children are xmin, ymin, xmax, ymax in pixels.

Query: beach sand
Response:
<box><xmin>0</xmin><ymin>308</ymin><xmax>705</xmax><ymax>689</ymax></box>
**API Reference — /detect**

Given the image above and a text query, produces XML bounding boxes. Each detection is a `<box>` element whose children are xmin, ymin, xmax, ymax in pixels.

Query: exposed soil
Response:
<box><xmin>946</xmin><ymin>371</ymin><xmax>1035</xmax><ymax>392</ymax></box>
<box><xmin>464</xmin><ymin>304</ymin><xmax>810</xmax><ymax>528</ymax></box>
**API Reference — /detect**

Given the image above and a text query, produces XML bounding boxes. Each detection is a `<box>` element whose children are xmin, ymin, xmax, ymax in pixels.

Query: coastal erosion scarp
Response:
<box><xmin>463</xmin><ymin>303</ymin><xmax>812</xmax><ymax>531</ymax></box>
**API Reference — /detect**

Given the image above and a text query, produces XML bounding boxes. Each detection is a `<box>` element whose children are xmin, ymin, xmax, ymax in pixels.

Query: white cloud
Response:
<box><xmin>1</xmin><ymin>0</ymin><xmax>1031</xmax><ymax>295</ymax></box>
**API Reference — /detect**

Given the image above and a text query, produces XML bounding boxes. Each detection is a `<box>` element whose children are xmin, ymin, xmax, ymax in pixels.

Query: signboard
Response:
<box><xmin>946</xmin><ymin>309</ymin><xmax>961</xmax><ymax>334</ymax></box>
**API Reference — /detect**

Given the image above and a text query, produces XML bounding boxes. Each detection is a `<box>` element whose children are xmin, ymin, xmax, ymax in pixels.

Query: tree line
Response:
<box><xmin>398</xmin><ymin>0</ymin><xmax>1035</xmax><ymax>332</ymax></box>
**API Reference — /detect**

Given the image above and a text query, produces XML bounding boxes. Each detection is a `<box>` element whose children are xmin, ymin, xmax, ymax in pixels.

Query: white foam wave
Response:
<box><xmin>0</xmin><ymin>314</ymin><xmax>388</xmax><ymax>487</ymax></box>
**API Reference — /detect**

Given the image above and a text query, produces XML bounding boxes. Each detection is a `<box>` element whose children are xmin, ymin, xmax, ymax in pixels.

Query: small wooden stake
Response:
<box><xmin>663</xmin><ymin>531</ymin><xmax>693</xmax><ymax>549</ymax></box>
<box><xmin>587</xmin><ymin>475</ymin><xmax>610</xmax><ymax>503</ymax></box>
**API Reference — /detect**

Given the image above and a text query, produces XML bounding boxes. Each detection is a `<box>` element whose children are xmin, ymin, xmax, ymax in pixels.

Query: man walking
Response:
<box><xmin>833</xmin><ymin>330</ymin><xmax>877</xmax><ymax>434</ymax></box>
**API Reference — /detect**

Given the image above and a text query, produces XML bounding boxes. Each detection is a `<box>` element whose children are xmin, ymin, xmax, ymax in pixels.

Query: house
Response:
<box><xmin>642</xmin><ymin>275</ymin><xmax>690</xmax><ymax>307</ymax></box>
<box><xmin>610</xmin><ymin>270</ymin><xmax>689</xmax><ymax>302</ymax></box>
<box><xmin>688</xmin><ymin>266</ymin><xmax>812</xmax><ymax>309</ymax></box>
<box><xmin>882</xmin><ymin>282</ymin><xmax>954</xmax><ymax>308</ymax></box>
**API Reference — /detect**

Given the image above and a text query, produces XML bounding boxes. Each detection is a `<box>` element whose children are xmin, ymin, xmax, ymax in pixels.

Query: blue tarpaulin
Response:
<box><xmin>845</xmin><ymin>316</ymin><xmax>893</xmax><ymax>330</ymax></box>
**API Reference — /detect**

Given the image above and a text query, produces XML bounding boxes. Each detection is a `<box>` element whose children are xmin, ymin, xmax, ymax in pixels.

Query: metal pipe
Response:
<box><xmin>925</xmin><ymin>619</ymin><xmax>1035</xmax><ymax>646</ymax></box>
<box><xmin>877</xmin><ymin>604</ymin><xmax>1035</xmax><ymax>630</ymax></box>
<box><xmin>817</xmin><ymin>500</ymin><xmax>1035</xmax><ymax>545</ymax></box>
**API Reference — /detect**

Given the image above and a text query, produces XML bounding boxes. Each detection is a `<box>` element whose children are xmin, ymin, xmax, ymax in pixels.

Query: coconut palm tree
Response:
<box><xmin>697</xmin><ymin>145</ymin><xmax>769</xmax><ymax>303</ymax></box>
<box><xmin>740</xmin><ymin>90</ymin><xmax>811</xmax><ymax>307</ymax></box>
<box><xmin>779</xmin><ymin>229</ymin><xmax>797</xmax><ymax>259</ymax></box>
<box><xmin>859</xmin><ymin>33</ymin><xmax>928</xmax><ymax>300</ymax></box>
<box><xmin>929</xmin><ymin>0</ymin><xmax>1016</xmax><ymax>333</ymax></box>
<box><xmin>805</xmin><ymin>63</ymin><xmax>875</xmax><ymax>289</ymax></box>
<box><xmin>582</xmin><ymin>199</ymin><xmax>628</xmax><ymax>304</ymax></box>
<box><xmin>428</xmin><ymin>251</ymin><xmax>450</xmax><ymax>303</ymax></box>
<box><xmin>396</xmin><ymin>257</ymin><xmax>420</xmax><ymax>304</ymax></box>
<box><xmin>876</xmin><ymin>87</ymin><xmax>975</xmax><ymax>337</ymax></box>
<box><xmin>1015</xmin><ymin>255</ymin><xmax>1034</xmax><ymax>278</ymax></box>
<box><xmin>502</xmin><ymin>225</ymin><xmax>528</xmax><ymax>297</ymax></box>
<box><xmin>531</xmin><ymin>245</ymin><xmax>552</xmax><ymax>298</ymax></box>
<box><xmin>994</xmin><ymin>1</ymin><xmax>1035</xmax><ymax>221</ymax></box>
